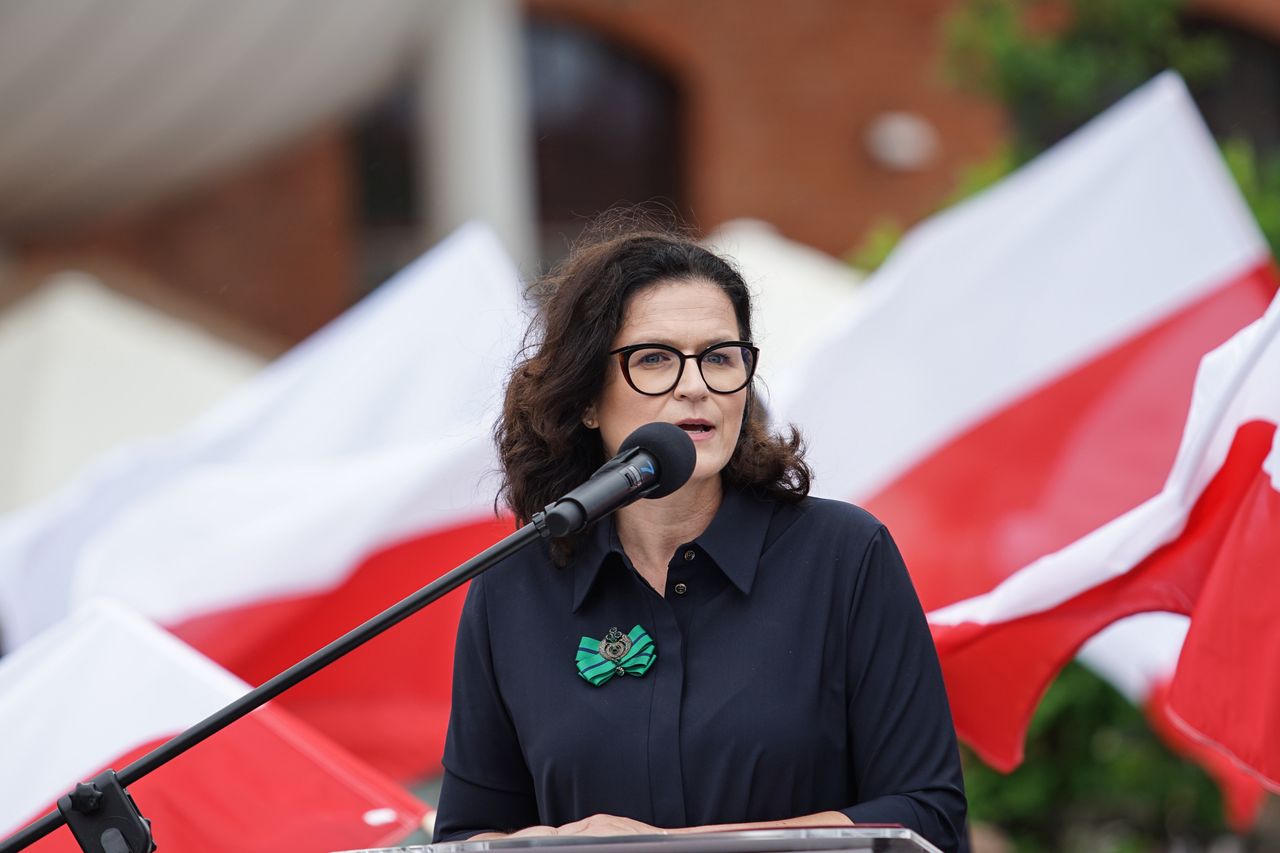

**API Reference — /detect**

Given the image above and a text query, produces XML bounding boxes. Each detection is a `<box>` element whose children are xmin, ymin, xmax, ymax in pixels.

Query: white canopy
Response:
<box><xmin>704</xmin><ymin>218</ymin><xmax>864</xmax><ymax>386</ymax></box>
<box><xmin>0</xmin><ymin>0</ymin><xmax>424</xmax><ymax>232</ymax></box>
<box><xmin>0</xmin><ymin>274</ymin><xmax>264</xmax><ymax>511</ymax></box>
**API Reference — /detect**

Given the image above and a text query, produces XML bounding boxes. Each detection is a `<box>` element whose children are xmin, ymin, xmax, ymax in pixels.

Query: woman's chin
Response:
<box><xmin>685</xmin><ymin>454</ymin><xmax>728</xmax><ymax>490</ymax></box>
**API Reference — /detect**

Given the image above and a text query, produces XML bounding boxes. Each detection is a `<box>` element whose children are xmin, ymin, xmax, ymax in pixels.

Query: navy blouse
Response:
<box><xmin>434</xmin><ymin>489</ymin><xmax>968</xmax><ymax>852</ymax></box>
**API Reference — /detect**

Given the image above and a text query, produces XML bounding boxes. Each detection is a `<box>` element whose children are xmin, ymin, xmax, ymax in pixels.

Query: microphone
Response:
<box><xmin>538</xmin><ymin>422</ymin><xmax>697</xmax><ymax>537</ymax></box>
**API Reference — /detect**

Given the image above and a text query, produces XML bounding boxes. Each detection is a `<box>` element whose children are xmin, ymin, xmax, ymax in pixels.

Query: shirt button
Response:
<box><xmin>674</xmin><ymin>583</ymin><xmax>688</xmax><ymax>596</ymax></box>
<box><xmin>683</xmin><ymin>549</ymin><xmax>695</xmax><ymax>561</ymax></box>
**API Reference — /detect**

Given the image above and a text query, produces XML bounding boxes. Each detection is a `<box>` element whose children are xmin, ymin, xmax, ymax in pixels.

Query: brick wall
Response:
<box><xmin>13</xmin><ymin>130</ymin><xmax>356</xmax><ymax>344</ymax></box>
<box><xmin>527</xmin><ymin>0</ymin><xmax>1008</xmax><ymax>257</ymax></box>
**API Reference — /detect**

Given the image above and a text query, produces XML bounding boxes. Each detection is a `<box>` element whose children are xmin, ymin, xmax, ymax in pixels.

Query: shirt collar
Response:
<box><xmin>570</xmin><ymin>486</ymin><xmax>775</xmax><ymax>611</ymax></box>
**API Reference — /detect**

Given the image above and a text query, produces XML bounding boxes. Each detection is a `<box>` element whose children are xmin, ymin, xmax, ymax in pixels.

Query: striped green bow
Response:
<box><xmin>575</xmin><ymin>625</ymin><xmax>656</xmax><ymax>686</ymax></box>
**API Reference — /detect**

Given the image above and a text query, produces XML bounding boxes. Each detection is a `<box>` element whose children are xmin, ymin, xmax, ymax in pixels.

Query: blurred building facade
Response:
<box><xmin>1</xmin><ymin>0</ymin><xmax>1278</xmax><ymax>347</ymax></box>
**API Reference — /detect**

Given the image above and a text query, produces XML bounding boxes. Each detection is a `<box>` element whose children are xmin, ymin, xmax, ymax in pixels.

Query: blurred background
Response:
<box><xmin>2</xmin><ymin>1</ymin><xmax>1279</xmax><ymax>850</ymax></box>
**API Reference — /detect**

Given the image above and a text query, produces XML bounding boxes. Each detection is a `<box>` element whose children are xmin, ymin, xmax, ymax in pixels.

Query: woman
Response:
<box><xmin>433</xmin><ymin>226</ymin><xmax>968</xmax><ymax>851</ymax></box>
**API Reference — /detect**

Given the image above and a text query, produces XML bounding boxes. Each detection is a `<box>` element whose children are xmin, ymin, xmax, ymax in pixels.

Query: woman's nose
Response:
<box><xmin>673</xmin><ymin>358</ymin><xmax>710</xmax><ymax>399</ymax></box>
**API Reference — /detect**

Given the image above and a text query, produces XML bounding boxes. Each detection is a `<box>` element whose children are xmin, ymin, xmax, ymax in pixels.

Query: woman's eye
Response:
<box><xmin>703</xmin><ymin>351</ymin><xmax>736</xmax><ymax>366</ymax></box>
<box><xmin>636</xmin><ymin>351</ymin><xmax>671</xmax><ymax>367</ymax></box>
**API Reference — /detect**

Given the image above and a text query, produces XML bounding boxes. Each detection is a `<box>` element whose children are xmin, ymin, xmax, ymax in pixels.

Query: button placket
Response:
<box><xmin>645</xmin><ymin>597</ymin><xmax>686</xmax><ymax>826</ymax></box>
<box><xmin>670</xmin><ymin>546</ymin><xmax>696</xmax><ymax>599</ymax></box>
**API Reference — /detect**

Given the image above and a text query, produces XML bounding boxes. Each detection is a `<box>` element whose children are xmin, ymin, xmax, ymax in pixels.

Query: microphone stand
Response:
<box><xmin>0</xmin><ymin>514</ymin><xmax>556</xmax><ymax>853</ymax></box>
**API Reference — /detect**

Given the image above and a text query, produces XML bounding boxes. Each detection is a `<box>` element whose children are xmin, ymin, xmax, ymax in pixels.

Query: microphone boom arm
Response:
<box><xmin>0</xmin><ymin>520</ymin><xmax>548</xmax><ymax>853</ymax></box>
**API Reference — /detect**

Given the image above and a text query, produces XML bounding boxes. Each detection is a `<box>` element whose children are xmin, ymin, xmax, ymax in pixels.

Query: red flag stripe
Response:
<box><xmin>20</xmin><ymin>705</ymin><xmax>427</xmax><ymax>853</ymax></box>
<box><xmin>1166</xmin><ymin>447</ymin><xmax>1280</xmax><ymax>790</ymax></box>
<box><xmin>0</xmin><ymin>603</ymin><xmax>427</xmax><ymax>853</ymax></box>
<box><xmin>170</xmin><ymin>515</ymin><xmax>515</xmax><ymax>780</ymax></box>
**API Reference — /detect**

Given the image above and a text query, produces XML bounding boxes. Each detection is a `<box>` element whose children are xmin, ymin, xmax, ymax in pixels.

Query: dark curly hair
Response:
<box><xmin>496</xmin><ymin>220</ymin><xmax>810</xmax><ymax>564</ymax></box>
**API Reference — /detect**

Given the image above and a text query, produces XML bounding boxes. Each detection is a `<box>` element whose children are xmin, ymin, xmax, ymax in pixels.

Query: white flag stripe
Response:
<box><xmin>73</xmin><ymin>435</ymin><xmax>497</xmax><ymax>622</ymax></box>
<box><xmin>176</xmin><ymin>227</ymin><xmax>523</xmax><ymax>461</ymax></box>
<box><xmin>773</xmin><ymin>72</ymin><xmax>1268</xmax><ymax>501</ymax></box>
<box><xmin>1076</xmin><ymin>613</ymin><xmax>1190</xmax><ymax>704</ymax></box>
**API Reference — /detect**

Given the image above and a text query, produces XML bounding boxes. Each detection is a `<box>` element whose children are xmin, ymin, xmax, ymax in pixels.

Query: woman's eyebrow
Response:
<box><xmin>619</xmin><ymin>334</ymin><xmax>740</xmax><ymax>350</ymax></box>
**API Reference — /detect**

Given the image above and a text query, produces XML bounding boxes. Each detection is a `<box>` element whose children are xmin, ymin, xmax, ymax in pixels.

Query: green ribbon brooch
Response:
<box><xmin>575</xmin><ymin>625</ymin><xmax>656</xmax><ymax>686</ymax></box>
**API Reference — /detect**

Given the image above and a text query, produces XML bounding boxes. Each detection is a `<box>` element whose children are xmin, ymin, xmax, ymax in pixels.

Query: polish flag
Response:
<box><xmin>930</xmin><ymin>290</ymin><xmax>1280</xmax><ymax>789</ymax></box>
<box><xmin>0</xmin><ymin>224</ymin><xmax>524</xmax><ymax>780</ymax></box>
<box><xmin>0</xmin><ymin>600</ymin><xmax>427</xmax><ymax>852</ymax></box>
<box><xmin>769</xmin><ymin>72</ymin><xmax>1276</xmax><ymax>818</ymax></box>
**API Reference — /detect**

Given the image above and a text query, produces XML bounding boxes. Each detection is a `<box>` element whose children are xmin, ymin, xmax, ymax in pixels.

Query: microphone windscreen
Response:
<box><xmin>619</xmin><ymin>422</ymin><xmax>697</xmax><ymax>499</ymax></box>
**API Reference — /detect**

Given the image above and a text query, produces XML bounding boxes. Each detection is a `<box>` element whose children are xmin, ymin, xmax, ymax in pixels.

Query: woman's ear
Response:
<box><xmin>582</xmin><ymin>406</ymin><xmax>598</xmax><ymax>429</ymax></box>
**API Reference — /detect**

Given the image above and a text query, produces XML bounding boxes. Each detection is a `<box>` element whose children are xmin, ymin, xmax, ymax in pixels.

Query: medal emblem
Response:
<box><xmin>598</xmin><ymin>626</ymin><xmax>632</xmax><ymax>662</ymax></box>
<box><xmin>576</xmin><ymin>625</ymin><xmax>655</xmax><ymax>686</ymax></box>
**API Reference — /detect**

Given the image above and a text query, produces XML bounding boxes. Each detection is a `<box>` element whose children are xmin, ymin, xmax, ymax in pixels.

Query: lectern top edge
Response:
<box><xmin>335</xmin><ymin>826</ymin><xmax>944</xmax><ymax>853</ymax></box>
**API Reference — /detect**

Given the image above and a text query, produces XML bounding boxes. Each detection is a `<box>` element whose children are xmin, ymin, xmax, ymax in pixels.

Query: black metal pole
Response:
<box><xmin>0</xmin><ymin>519</ymin><xmax>545</xmax><ymax>853</ymax></box>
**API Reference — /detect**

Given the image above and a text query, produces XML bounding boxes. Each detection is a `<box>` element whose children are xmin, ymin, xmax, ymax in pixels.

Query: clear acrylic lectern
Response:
<box><xmin>337</xmin><ymin>827</ymin><xmax>943</xmax><ymax>853</ymax></box>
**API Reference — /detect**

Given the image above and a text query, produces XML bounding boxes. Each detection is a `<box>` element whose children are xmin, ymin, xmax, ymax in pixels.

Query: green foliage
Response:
<box><xmin>964</xmin><ymin>664</ymin><xmax>1227</xmax><ymax>851</ymax></box>
<box><xmin>941</xmin><ymin>145</ymin><xmax>1020</xmax><ymax>207</ymax></box>
<box><xmin>1221</xmin><ymin>137</ymin><xmax>1280</xmax><ymax>261</ymax></box>
<box><xmin>946</xmin><ymin>0</ymin><xmax>1228</xmax><ymax>159</ymax></box>
<box><xmin>848</xmin><ymin>218</ymin><xmax>905</xmax><ymax>272</ymax></box>
<box><xmin>853</xmin><ymin>0</ymin><xmax>1280</xmax><ymax>272</ymax></box>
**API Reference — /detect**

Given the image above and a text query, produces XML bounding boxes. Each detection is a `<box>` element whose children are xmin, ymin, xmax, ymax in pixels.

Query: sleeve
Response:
<box><xmin>840</xmin><ymin>525</ymin><xmax>970</xmax><ymax>853</ymax></box>
<box><xmin>432</xmin><ymin>576</ymin><xmax>542</xmax><ymax>842</ymax></box>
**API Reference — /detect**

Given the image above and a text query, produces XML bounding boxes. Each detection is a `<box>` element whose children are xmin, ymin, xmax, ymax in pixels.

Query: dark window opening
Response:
<box><xmin>349</xmin><ymin>80</ymin><xmax>426</xmax><ymax>296</ymax></box>
<box><xmin>1184</xmin><ymin>18</ymin><xmax>1280</xmax><ymax>152</ymax></box>
<box><xmin>527</xmin><ymin>19</ymin><xmax>687</xmax><ymax>269</ymax></box>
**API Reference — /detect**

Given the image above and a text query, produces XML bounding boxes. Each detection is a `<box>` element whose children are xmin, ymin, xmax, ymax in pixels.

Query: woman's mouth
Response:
<box><xmin>676</xmin><ymin>421</ymin><xmax>716</xmax><ymax>441</ymax></box>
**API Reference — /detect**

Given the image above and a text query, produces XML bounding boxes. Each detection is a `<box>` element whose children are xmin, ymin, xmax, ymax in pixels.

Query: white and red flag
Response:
<box><xmin>770</xmin><ymin>72</ymin><xmax>1277</xmax><ymax>819</ymax></box>
<box><xmin>0</xmin><ymin>223</ymin><xmax>523</xmax><ymax>780</ymax></box>
<box><xmin>930</xmin><ymin>289</ymin><xmax>1280</xmax><ymax>790</ymax></box>
<box><xmin>0</xmin><ymin>600</ymin><xmax>427</xmax><ymax>852</ymax></box>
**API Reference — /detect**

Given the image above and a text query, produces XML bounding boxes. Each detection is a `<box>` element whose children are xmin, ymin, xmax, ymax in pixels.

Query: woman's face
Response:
<box><xmin>589</xmin><ymin>277</ymin><xmax>748</xmax><ymax>489</ymax></box>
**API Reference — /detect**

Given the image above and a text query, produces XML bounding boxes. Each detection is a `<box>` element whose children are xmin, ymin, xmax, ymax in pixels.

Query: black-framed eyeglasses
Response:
<box><xmin>607</xmin><ymin>340</ymin><xmax>759</xmax><ymax>396</ymax></box>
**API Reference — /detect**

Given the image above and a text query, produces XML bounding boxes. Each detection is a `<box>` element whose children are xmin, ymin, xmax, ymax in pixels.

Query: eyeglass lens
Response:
<box><xmin>623</xmin><ymin>343</ymin><xmax>755</xmax><ymax>394</ymax></box>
